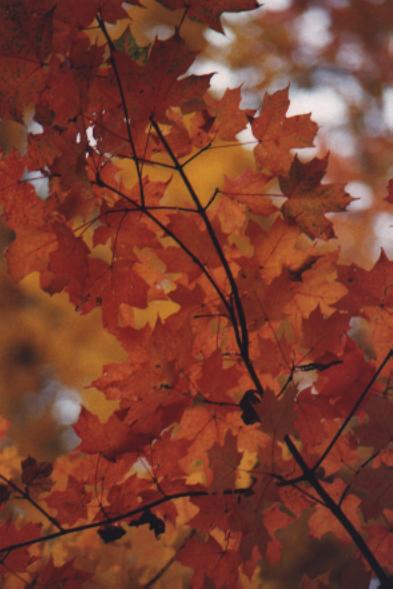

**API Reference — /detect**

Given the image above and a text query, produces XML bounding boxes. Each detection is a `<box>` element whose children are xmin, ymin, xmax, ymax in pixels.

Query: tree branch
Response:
<box><xmin>181</xmin><ymin>141</ymin><xmax>213</xmax><ymax>167</ymax></box>
<box><xmin>314</xmin><ymin>349</ymin><xmax>393</xmax><ymax>470</ymax></box>
<box><xmin>0</xmin><ymin>486</ymin><xmax>253</xmax><ymax>560</ymax></box>
<box><xmin>94</xmin><ymin>175</ymin><xmax>231</xmax><ymax>315</ymax></box>
<box><xmin>142</xmin><ymin>530</ymin><xmax>195</xmax><ymax>588</ymax></box>
<box><xmin>0</xmin><ymin>474</ymin><xmax>63</xmax><ymax>531</ymax></box>
<box><xmin>150</xmin><ymin>118</ymin><xmax>264</xmax><ymax>398</ymax></box>
<box><xmin>284</xmin><ymin>435</ymin><xmax>390</xmax><ymax>586</ymax></box>
<box><xmin>96</xmin><ymin>14</ymin><xmax>146</xmax><ymax>207</ymax></box>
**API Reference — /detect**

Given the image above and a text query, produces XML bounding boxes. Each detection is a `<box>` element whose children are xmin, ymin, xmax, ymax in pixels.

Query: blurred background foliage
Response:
<box><xmin>0</xmin><ymin>0</ymin><xmax>391</xmax><ymax>585</ymax></box>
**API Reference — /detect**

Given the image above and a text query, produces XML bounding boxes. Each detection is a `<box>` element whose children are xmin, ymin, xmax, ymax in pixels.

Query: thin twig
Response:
<box><xmin>196</xmin><ymin>396</ymin><xmax>239</xmax><ymax>408</ymax></box>
<box><xmin>181</xmin><ymin>141</ymin><xmax>213</xmax><ymax>166</ymax></box>
<box><xmin>338</xmin><ymin>450</ymin><xmax>380</xmax><ymax>507</ymax></box>
<box><xmin>116</xmin><ymin>152</ymin><xmax>176</xmax><ymax>170</ymax></box>
<box><xmin>175</xmin><ymin>5</ymin><xmax>189</xmax><ymax>35</ymax></box>
<box><xmin>218</xmin><ymin>190</ymin><xmax>283</xmax><ymax>198</ymax></box>
<box><xmin>314</xmin><ymin>349</ymin><xmax>393</xmax><ymax>470</ymax></box>
<box><xmin>276</xmin><ymin>368</ymin><xmax>294</xmax><ymax>399</ymax></box>
<box><xmin>143</xmin><ymin>530</ymin><xmax>195</xmax><ymax>588</ymax></box>
<box><xmin>94</xmin><ymin>175</ymin><xmax>231</xmax><ymax>315</ymax></box>
<box><xmin>96</xmin><ymin>14</ymin><xmax>146</xmax><ymax>207</ymax></box>
<box><xmin>204</xmin><ymin>188</ymin><xmax>219</xmax><ymax>211</ymax></box>
<box><xmin>193</xmin><ymin>312</ymin><xmax>230</xmax><ymax>320</ymax></box>
<box><xmin>0</xmin><ymin>474</ymin><xmax>63</xmax><ymax>531</ymax></box>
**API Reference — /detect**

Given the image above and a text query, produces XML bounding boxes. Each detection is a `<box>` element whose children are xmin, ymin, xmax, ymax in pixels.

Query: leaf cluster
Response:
<box><xmin>0</xmin><ymin>1</ymin><xmax>392</xmax><ymax>588</ymax></box>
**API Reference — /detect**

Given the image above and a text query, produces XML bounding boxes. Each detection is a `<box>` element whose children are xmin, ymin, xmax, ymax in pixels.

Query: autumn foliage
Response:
<box><xmin>0</xmin><ymin>1</ymin><xmax>392</xmax><ymax>588</ymax></box>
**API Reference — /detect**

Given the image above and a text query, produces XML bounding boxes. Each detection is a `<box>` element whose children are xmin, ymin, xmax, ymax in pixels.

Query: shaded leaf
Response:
<box><xmin>281</xmin><ymin>155</ymin><xmax>351</xmax><ymax>239</ymax></box>
<box><xmin>239</xmin><ymin>389</ymin><xmax>261</xmax><ymax>425</ymax></box>
<box><xmin>98</xmin><ymin>525</ymin><xmax>127</xmax><ymax>544</ymax></box>
<box><xmin>129</xmin><ymin>509</ymin><xmax>166</xmax><ymax>538</ymax></box>
<box><xmin>156</xmin><ymin>0</ymin><xmax>259</xmax><ymax>32</ymax></box>
<box><xmin>21</xmin><ymin>456</ymin><xmax>53</xmax><ymax>490</ymax></box>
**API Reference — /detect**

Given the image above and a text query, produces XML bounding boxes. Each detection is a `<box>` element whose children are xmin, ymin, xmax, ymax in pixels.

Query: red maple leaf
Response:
<box><xmin>252</xmin><ymin>87</ymin><xmax>317</xmax><ymax>176</ymax></box>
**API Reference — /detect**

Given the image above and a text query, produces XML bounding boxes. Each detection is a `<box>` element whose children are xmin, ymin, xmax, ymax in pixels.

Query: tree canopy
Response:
<box><xmin>0</xmin><ymin>1</ymin><xmax>392</xmax><ymax>588</ymax></box>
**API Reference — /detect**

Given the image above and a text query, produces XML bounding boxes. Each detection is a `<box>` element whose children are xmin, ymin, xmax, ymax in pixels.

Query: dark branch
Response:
<box><xmin>314</xmin><ymin>349</ymin><xmax>393</xmax><ymax>470</ymax></box>
<box><xmin>150</xmin><ymin>118</ymin><xmax>264</xmax><ymax>399</ymax></box>
<box><xmin>0</xmin><ymin>486</ymin><xmax>253</xmax><ymax>559</ymax></box>
<box><xmin>338</xmin><ymin>450</ymin><xmax>380</xmax><ymax>507</ymax></box>
<box><xmin>0</xmin><ymin>474</ymin><xmax>63</xmax><ymax>531</ymax></box>
<box><xmin>143</xmin><ymin>530</ymin><xmax>195</xmax><ymax>588</ymax></box>
<box><xmin>94</xmin><ymin>175</ymin><xmax>231</xmax><ymax>315</ymax></box>
<box><xmin>96</xmin><ymin>14</ymin><xmax>146</xmax><ymax>207</ymax></box>
<box><xmin>295</xmin><ymin>359</ymin><xmax>343</xmax><ymax>373</ymax></box>
<box><xmin>284</xmin><ymin>435</ymin><xmax>389</xmax><ymax>586</ymax></box>
<box><xmin>181</xmin><ymin>141</ymin><xmax>213</xmax><ymax>167</ymax></box>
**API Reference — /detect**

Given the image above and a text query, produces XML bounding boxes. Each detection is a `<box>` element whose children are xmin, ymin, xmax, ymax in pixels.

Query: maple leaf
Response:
<box><xmin>335</xmin><ymin>559</ymin><xmax>372</xmax><ymax>589</ymax></box>
<box><xmin>105</xmin><ymin>475</ymin><xmax>152</xmax><ymax>518</ymax></box>
<box><xmin>285</xmin><ymin>253</ymin><xmax>348</xmax><ymax>319</ymax></box>
<box><xmin>0</xmin><ymin>522</ymin><xmax>41</xmax><ymax>572</ymax></box>
<box><xmin>197</xmin><ymin>350</ymin><xmax>241</xmax><ymax>401</ymax></box>
<box><xmin>354</xmin><ymin>394</ymin><xmax>393</xmax><ymax>451</ymax></box>
<box><xmin>281</xmin><ymin>155</ymin><xmax>351</xmax><ymax>239</ymax></box>
<box><xmin>207</xmin><ymin>431</ymin><xmax>242</xmax><ymax>492</ymax></box>
<box><xmin>129</xmin><ymin>509</ymin><xmax>166</xmax><ymax>538</ymax></box>
<box><xmin>0</xmin><ymin>1</ymin><xmax>391</xmax><ymax>586</ymax></box>
<box><xmin>300</xmin><ymin>308</ymin><xmax>348</xmax><ymax>361</ymax></box>
<box><xmin>0</xmin><ymin>57</ymin><xmax>45</xmax><ymax>122</ymax></box>
<box><xmin>32</xmin><ymin>558</ymin><xmax>92</xmax><ymax>589</ymax></box>
<box><xmin>221</xmin><ymin>169</ymin><xmax>276</xmax><ymax>216</ymax></box>
<box><xmin>253</xmin><ymin>218</ymin><xmax>308</xmax><ymax>284</ymax></box>
<box><xmin>205</xmin><ymin>88</ymin><xmax>251</xmax><ymax>141</ymax></box>
<box><xmin>338</xmin><ymin>250</ymin><xmax>393</xmax><ymax>313</ymax></box>
<box><xmin>315</xmin><ymin>341</ymin><xmax>374</xmax><ymax>415</ymax></box>
<box><xmin>156</xmin><ymin>0</ymin><xmax>259</xmax><ymax>32</ymax></box>
<box><xmin>355</xmin><ymin>465</ymin><xmax>393</xmax><ymax>520</ymax></box>
<box><xmin>189</xmin><ymin>476</ymin><xmax>273</xmax><ymax>563</ymax></box>
<box><xmin>54</xmin><ymin>0</ymin><xmax>129</xmax><ymax>28</ymax></box>
<box><xmin>45</xmin><ymin>475</ymin><xmax>92</xmax><ymax>526</ymax></box>
<box><xmin>252</xmin><ymin>87</ymin><xmax>318</xmax><ymax>176</ymax></box>
<box><xmin>98</xmin><ymin>525</ymin><xmax>127</xmax><ymax>543</ymax></box>
<box><xmin>46</xmin><ymin>224</ymin><xmax>90</xmax><ymax>298</ymax></box>
<box><xmin>74</xmin><ymin>407</ymin><xmax>146</xmax><ymax>460</ymax></box>
<box><xmin>367</xmin><ymin>524</ymin><xmax>393</xmax><ymax>571</ymax></box>
<box><xmin>113</xmin><ymin>35</ymin><xmax>211</xmax><ymax>122</ymax></box>
<box><xmin>309</xmin><ymin>494</ymin><xmax>362</xmax><ymax>542</ymax></box>
<box><xmin>178</xmin><ymin>534</ymin><xmax>241</xmax><ymax>588</ymax></box>
<box><xmin>147</xmin><ymin>430</ymin><xmax>192</xmax><ymax>479</ymax></box>
<box><xmin>255</xmin><ymin>386</ymin><xmax>297</xmax><ymax>441</ymax></box>
<box><xmin>21</xmin><ymin>456</ymin><xmax>53</xmax><ymax>492</ymax></box>
<box><xmin>114</xmin><ymin>26</ymin><xmax>149</xmax><ymax>62</ymax></box>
